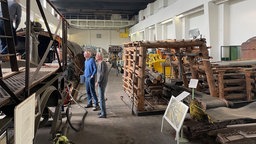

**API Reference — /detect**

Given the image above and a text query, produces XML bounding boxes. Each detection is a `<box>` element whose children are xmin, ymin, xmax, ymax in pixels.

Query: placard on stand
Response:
<box><xmin>161</xmin><ymin>96</ymin><xmax>189</xmax><ymax>144</ymax></box>
<box><xmin>189</xmin><ymin>79</ymin><xmax>198</xmax><ymax>99</ymax></box>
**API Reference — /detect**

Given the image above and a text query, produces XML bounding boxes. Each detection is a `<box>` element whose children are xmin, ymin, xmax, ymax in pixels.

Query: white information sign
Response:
<box><xmin>15</xmin><ymin>94</ymin><xmax>35</xmax><ymax>144</ymax></box>
<box><xmin>175</xmin><ymin>91</ymin><xmax>190</xmax><ymax>102</ymax></box>
<box><xmin>189</xmin><ymin>79</ymin><xmax>199</xmax><ymax>89</ymax></box>
<box><xmin>162</xmin><ymin>96</ymin><xmax>189</xmax><ymax>132</ymax></box>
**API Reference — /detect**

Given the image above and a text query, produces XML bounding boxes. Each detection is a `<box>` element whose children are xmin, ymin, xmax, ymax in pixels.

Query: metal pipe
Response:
<box><xmin>25</xmin><ymin>0</ymin><xmax>31</xmax><ymax>98</ymax></box>
<box><xmin>62</xmin><ymin>20</ymin><xmax>68</xmax><ymax>69</ymax></box>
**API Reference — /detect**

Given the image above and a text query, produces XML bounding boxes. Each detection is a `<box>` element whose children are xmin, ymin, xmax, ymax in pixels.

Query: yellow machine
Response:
<box><xmin>146</xmin><ymin>53</ymin><xmax>173</xmax><ymax>78</ymax></box>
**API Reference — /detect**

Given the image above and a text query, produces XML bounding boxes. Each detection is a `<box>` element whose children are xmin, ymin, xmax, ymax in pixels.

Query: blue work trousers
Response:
<box><xmin>85</xmin><ymin>77</ymin><xmax>98</xmax><ymax>106</ymax></box>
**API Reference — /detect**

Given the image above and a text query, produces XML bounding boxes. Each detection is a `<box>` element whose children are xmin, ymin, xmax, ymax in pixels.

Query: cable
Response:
<box><xmin>65</xmin><ymin>83</ymin><xmax>88</xmax><ymax>132</ymax></box>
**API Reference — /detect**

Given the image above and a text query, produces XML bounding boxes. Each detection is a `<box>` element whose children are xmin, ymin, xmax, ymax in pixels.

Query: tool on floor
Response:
<box><xmin>53</xmin><ymin>132</ymin><xmax>74</xmax><ymax>144</ymax></box>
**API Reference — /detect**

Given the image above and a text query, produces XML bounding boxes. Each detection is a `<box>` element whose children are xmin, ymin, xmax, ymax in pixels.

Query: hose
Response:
<box><xmin>65</xmin><ymin>83</ymin><xmax>88</xmax><ymax>132</ymax></box>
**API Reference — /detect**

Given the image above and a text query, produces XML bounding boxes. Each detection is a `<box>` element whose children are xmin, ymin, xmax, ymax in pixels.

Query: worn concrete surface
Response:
<box><xmin>34</xmin><ymin>67</ymin><xmax>213</xmax><ymax>144</ymax></box>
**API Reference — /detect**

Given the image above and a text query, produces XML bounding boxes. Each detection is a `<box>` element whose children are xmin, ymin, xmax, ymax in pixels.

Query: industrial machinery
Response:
<box><xmin>122</xmin><ymin>39</ymin><xmax>256</xmax><ymax>143</ymax></box>
<box><xmin>0</xmin><ymin>0</ymin><xmax>85</xmax><ymax>143</ymax></box>
<box><xmin>146</xmin><ymin>53</ymin><xmax>172</xmax><ymax>78</ymax></box>
<box><xmin>108</xmin><ymin>45</ymin><xmax>123</xmax><ymax>74</ymax></box>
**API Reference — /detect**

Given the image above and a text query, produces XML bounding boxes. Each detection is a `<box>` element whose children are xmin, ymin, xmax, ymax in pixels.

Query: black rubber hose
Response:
<box><xmin>65</xmin><ymin>104</ymin><xmax>88</xmax><ymax>132</ymax></box>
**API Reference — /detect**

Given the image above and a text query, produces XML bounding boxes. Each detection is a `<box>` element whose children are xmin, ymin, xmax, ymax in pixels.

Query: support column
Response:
<box><xmin>162</xmin><ymin>24</ymin><xmax>167</xmax><ymax>40</ymax></box>
<box><xmin>144</xmin><ymin>28</ymin><xmax>149</xmax><ymax>41</ymax></box>
<box><xmin>218</xmin><ymin>3</ymin><xmax>230</xmax><ymax>47</ymax></box>
<box><xmin>155</xmin><ymin>23</ymin><xmax>162</xmax><ymax>40</ymax></box>
<box><xmin>173</xmin><ymin>16</ymin><xmax>183</xmax><ymax>39</ymax></box>
<box><xmin>204</xmin><ymin>1</ymin><xmax>220</xmax><ymax>61</ymax></box>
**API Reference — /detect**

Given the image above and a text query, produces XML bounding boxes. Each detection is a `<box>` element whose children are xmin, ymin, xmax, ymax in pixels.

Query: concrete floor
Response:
<box><xmin>34</xmin><ymin>68</ymin><xmax>207</xmax><ymax>144</ymax></box>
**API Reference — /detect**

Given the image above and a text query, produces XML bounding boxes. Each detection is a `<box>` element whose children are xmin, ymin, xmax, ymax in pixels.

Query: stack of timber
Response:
<box><xmin>167</xmin><ymin>45</ymin><xmax>256</xmax><ymax>108</ymax></box>
<box><xmin>144</xmin><ymin>70</ymin><xmax>163</xmax><ymax>96</ymax></box>
<box><xmin>213</xmin><ymin>64</ymin><xmax>256</xmax><ymax>106</ymax></box>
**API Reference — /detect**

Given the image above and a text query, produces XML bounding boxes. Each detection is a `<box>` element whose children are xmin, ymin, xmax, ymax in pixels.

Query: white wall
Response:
<box><xmin>18</xmin><ymin>0</ymin><xmax>130</xmax><ymax>51</ymax></box>
<box><xmin>130</xmin><ymin>0</ymin><xmax>256</xmax><ymax>62</ymax></box>
<box><xmin>187</xmin><ymin>11</ymin><xmax>205</xmax><ymax>38</ymax></box>
<box><xmin>19</xmin><ymin>0</ymin><xmax>62</xmax><ymax>35</ymax></box>
<box><xmin>229</xmin><ymin>0</ymin><xmax>256</xmax><ymax>44</ymax></box>
<box><xmin>131</xmin><ymin>0</ymin><xmax>205</xmax><ymax>34</ymax></box>
<box><xmin>69</xmin><ymin>29</ymin><xmax>130</xmax><ymax>51</ymax></box>
<box><xmin>166</xmin><ymin>22</ymin><xmax>175</xmax><ymax>39</ymax></box>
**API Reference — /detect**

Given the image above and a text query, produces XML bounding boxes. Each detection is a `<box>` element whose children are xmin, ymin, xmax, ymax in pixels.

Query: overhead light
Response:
<box><xmin>213</xmin><ymin>0</ymin><xmax>229</xmax><ymax>5</ymax></box>
<box><xmin>177</xmin><ymin>14</ymin><xmax>184</xmax><ymax>18</ymax></box>
<box><xmin>161</xmin><ymin>19</ymin><xmax>173</xmax><ymax>24</ymax></box>
<box><xmin>148</xmin><ymin>26</ymin><xmax>154</xmax><ymax>29</ymax></box>
<box><xmin>176</xmin><ymin>6</ymin><xmax>204</xmax><ymax>18</ymax></box>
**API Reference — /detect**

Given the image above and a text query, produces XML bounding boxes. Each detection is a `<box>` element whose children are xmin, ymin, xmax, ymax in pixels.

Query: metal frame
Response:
<box><xmin>24</xmin><ymin>0</ymin><xmax>68</xmax><ymax>97</ymax></box>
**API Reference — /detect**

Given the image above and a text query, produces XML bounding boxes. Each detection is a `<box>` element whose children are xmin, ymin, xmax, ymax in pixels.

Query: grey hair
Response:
<box><xmin>96</xmin><ymin>52</ymin><xmax>103</xmax><ymax>57</ymax></box>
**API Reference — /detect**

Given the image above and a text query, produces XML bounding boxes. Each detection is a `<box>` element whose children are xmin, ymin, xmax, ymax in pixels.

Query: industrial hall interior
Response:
<box><xmin>1</xmin><ymin>0</ymin><xmax>256</xmax><ymax>144</ymax></box>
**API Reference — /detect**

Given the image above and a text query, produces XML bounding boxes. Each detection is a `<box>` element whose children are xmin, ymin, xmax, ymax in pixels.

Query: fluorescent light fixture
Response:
<box><xmin>161</xmin><ymin>19</ymin><xmax>173</xmax><ymax>24</ymax></box>
<box><xmin>137</xmin><ymin>29</ymin><xmax>144</xmax><ymax>33</ymax></box>
<box><xmin>177</xmin><ymin>14</ymin><xmax>184</xmax><ymax>18</ymax></box>
<box><xmin>148</xmin><ymin>26</ymin><xmax>154</xmax><ymax>29</ymax></box>
<box><xmin>176</xmin><ymin>6</ymin><xmax>204</xmax><ymax>18</ymax></box>
<box><xmin>213</xmin><ymin>0</ymin><xmax>229</xmax><ymax>5</ymax></box>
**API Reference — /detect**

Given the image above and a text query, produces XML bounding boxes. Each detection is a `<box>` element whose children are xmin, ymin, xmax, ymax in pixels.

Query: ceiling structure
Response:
<box><xmin>49</xmin><ymin>0</ymin><xmax>156</xmax><ymax>20</ymax></box>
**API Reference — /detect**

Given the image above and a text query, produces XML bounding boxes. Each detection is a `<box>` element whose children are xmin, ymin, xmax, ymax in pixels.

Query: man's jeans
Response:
<box><xmin>85</xmin><ymin>77</ymin><xmax>98</xmax><ymax>106</ymax></box>
<box><xmin>98</xmin><ymin>84</ymin><xmax>106</xmax><ymax>116</ymax></box>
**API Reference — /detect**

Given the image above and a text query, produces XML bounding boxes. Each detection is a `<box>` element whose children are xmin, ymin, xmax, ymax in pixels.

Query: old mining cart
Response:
<box><xmin>0</xmin><ymin>0</ymin><xmax>85</xmax><ymax>143</ymax></box>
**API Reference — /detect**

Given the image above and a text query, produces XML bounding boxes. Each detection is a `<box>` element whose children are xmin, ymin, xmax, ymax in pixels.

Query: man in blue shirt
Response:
<box><xmin>84</xmin><ymin>51</ymin><xmax>99</xmax><ymax>111</ymax></box>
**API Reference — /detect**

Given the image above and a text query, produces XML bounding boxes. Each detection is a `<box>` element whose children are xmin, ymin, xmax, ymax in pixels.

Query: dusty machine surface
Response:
<box><xmin>122</xmin><ymin>38</ymin><xmax>256</xmax><ymax>143</ymax></box>
<box><xmin>0</xmin><ymin>1</ymin><xmax>85</xmax><ymax>143</ymax></box>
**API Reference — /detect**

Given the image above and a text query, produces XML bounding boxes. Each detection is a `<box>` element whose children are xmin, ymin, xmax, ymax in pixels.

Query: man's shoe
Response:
<box><xmin>92</xmin><ymin>106</ymin><xmax>100</xmax><ymax>111</ymax></box>
<box><xmin>85</xmin><ymin>104</ymin><xmax>93</xmax><ymax>108</ymax></box>
<box><xmin>98</xmin><ymin>115</ymin><xmax>106</xmax><ymax>118</ymax></box>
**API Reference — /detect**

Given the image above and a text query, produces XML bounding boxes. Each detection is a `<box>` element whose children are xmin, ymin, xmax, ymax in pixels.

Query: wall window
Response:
<box><xmin>96</xmin><ymin>34</ymin><xmax>102</xmax><ymax>38</ymax></box>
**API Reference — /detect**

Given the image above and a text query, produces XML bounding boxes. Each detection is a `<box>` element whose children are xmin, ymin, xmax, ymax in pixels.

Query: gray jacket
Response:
<box><xmin>97</xmin><ymin>61</ymin><xmax>108</xmax><ymax>87</ymax></box>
